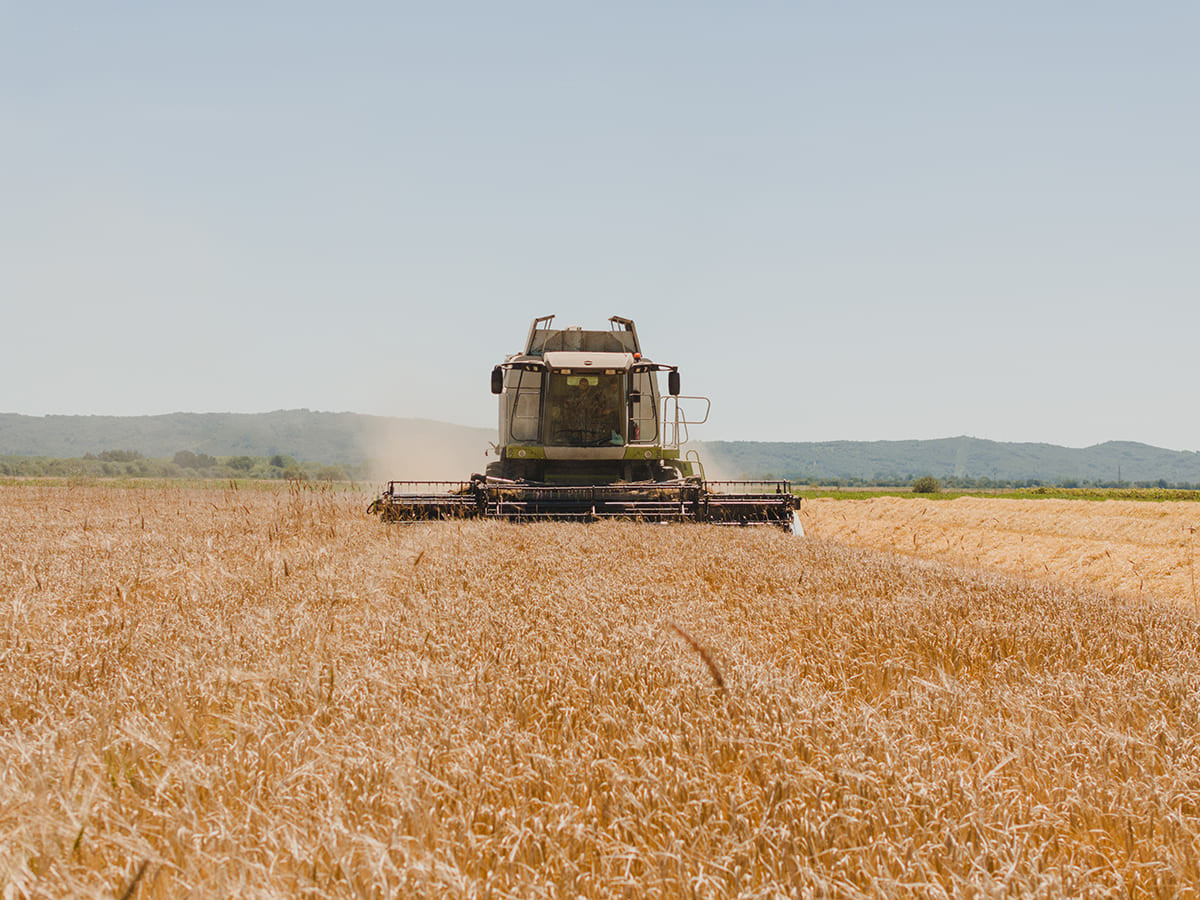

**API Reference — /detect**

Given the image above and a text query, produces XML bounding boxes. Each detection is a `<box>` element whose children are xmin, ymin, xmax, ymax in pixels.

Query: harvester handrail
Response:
<box><xmin>662</xmin><ymin>395</ymin><xmax>711</xmax><ymax>450</ymax></box>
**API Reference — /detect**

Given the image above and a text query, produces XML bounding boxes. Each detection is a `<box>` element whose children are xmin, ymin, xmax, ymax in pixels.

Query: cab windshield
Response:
<box><xmin>544</xmin><ymin>372</ymin><xmax>624</xmax><ymax>446</ymax></box>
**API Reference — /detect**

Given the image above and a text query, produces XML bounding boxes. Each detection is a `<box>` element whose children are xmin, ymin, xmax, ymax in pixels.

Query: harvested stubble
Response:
<box><xmin>803</xmin><ymin>496</ymin><xmax>1200</xmax><ymax>606</ymax></box>
<box><xmin>3</xmin><ymin>484</ymin><xmax>1200</xmax><ymax>897</ymax></box>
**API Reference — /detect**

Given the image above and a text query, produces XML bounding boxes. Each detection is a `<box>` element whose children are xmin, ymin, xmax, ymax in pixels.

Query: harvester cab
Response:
<box><xmin>370</xmin><ymin>316</ymin><xmax>799</xmax><ymax>530</ymax></box>
<box><xmin>488</xmin><ymin>315</ymin><xmax>696</xmax><ymax>485</ymax></box>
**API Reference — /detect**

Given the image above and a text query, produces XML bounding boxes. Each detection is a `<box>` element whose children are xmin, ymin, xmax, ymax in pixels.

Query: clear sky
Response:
<box><xmin>3</xmin><ymin>3</ymin><xmax>1197</xmax><ymax>448</ymax></box>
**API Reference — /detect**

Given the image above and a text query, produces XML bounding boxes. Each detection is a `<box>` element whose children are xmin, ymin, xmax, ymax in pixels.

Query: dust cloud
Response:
<box><xmin>356</xmin><ymin>423</ymin><xmax>739</xmax><ymax>486</ymax></box>
<box><xmin>691</xmin><ymin>444</ymin><xmax>745</xmax><ymax>482</ymax></box>
<box><xmin>360</xmin><ymin>418</ymin><xmax>495</xmax><ymax>483</ymax></box>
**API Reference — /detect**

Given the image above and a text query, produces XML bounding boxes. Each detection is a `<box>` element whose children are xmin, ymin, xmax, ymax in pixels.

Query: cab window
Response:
<box><xmin>544</xmin><ymin>373</ymin><xmax>623</xmax><ymax>446</ymax></box>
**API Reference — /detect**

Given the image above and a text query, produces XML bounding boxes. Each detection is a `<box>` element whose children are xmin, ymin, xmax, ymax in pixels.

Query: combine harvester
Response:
<box><xmin>370</xmin><ymin>315</ymin><xmax>799</xmax><ymax>531</ymax></box>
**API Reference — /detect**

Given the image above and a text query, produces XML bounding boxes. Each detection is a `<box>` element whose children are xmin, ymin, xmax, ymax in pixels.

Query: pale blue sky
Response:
<box><xmin>3</xmin><ymin>3</ymin><xmax>1197</xmax><ymax>447</ymax></box>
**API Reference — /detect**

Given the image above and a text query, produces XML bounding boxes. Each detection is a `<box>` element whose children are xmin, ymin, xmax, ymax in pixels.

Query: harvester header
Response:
<box><xmin>370</xmin><ymin>315</ymin><xmax>799</xmax><ymax>530</ymax></box>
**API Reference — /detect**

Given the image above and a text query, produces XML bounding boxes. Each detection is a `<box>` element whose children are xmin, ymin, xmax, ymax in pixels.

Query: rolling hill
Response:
<box><xmin>3</xmin><ymin>412</ymin><xmax>1199</xmax><ymax>484</ymax></box>
<box><xmin>0</xmin><ymin>411</ymin><xmax>494</xmax><ymax>481</ymax></box>
<box><xmin>702</xmin><ymin>436</ymin><xmax>1200</xmax><ymax>485</ymax></box>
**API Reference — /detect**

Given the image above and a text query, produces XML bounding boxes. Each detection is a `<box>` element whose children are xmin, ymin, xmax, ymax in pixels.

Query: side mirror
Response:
<box><xmin>668</xmin><ymin>370</ymin><xmax>680</xmax><ymax>396</ymax></box>
<box><xmin>490</xmin><ymin>366</ymin><xmax>504</xmax><ymax>395</ymax></box>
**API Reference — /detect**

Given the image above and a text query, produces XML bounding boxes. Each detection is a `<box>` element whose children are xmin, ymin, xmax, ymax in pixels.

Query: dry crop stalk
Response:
<box><xmin>1190</xmin><ymin>524</ymin><xmax>1196</xmax><ymax>606</ymax></box>
<box><xmin>666</xmin><ymin>620</ymin><xmax>725</xmax><ymax>691</ymax></box>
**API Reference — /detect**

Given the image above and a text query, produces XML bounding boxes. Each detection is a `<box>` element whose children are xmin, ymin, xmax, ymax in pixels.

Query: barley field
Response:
<box><xmin>4</xmin><ymin>484</ymin><xmax>1200</xmax><ymax>897</ymax></box>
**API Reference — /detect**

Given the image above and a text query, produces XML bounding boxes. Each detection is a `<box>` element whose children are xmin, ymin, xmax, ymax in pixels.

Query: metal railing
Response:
<box><xmin>662</xmin><ymin>395</ymin><xmax>711</xmax><ymax>450</ymax></box>
<box><xmin>706</xmin><ymin>480</ymin><xmax>793</xmax><ymax>495</ymax></box>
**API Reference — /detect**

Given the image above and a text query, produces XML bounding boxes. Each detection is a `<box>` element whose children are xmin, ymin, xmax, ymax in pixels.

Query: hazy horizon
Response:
<box><xmin>4</xmin><ymin>4</ymin><xmax>1196</xmax><ymax>449</ymax></box>
<box><xmin>3</xmin><ymin>407</ymin><xmax>1196</xmax><ymax>454</ymax></box>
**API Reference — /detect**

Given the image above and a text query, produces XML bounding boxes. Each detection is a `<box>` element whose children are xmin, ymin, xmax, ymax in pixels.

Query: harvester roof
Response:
<box><xmin>523</xmin><ymin>315</ymin><xmax>642</xmax><ymax>358</ymax></box>
<box><xmin>543</xmin><ymin>351</ymin><xmax>636</xmax><ymax>370</ymax></box>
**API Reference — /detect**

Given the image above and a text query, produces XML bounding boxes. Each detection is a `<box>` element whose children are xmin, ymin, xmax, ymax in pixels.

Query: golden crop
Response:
<box><xmin>804</xmin><ymin>496</ymin><xmax>1200</xmax><ymax>606</ymax></box>
<box><xmin>3</xmin><ymin>484</ymin><xmax>1200</xmax><ymax>897</ymax></box>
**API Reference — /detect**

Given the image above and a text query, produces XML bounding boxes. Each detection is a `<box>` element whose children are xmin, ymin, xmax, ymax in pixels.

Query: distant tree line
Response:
<box><xmin>0</xmin><ymin>450</ymin><xmax>369</xmax><ymax>482</ymax></box>
<box><xmin>5</xmin><ymin>451</ymin><xmax>1199</xmax><ymax>491</ymax></box>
